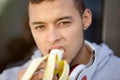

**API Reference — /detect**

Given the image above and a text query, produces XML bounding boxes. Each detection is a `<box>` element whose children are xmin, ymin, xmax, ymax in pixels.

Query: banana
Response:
<box><xmin>21</xmin><ymin>49</ymin><xmax>70</xmax><ymax>80</ymax></box>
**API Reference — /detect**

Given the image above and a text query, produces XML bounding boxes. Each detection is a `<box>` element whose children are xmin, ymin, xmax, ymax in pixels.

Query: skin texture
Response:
<box><xmin>18</xmin><ymin>0</ymin><xmax>92</xmax><ymax>79</ymax></box>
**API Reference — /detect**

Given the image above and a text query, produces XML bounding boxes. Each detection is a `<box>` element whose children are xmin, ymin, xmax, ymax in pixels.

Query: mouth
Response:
<box><xmin>47</xmin><ymin>46</ymin><xmax>65</xmax><ymax>54</ymax></box>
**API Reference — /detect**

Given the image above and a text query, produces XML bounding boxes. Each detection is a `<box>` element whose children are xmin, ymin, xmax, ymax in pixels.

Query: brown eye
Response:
<box><xmin>35</xmin><ymin>25</ymin><xmax>44</xmax><ymax>29</ymax></box>
<box><xmin>58</xmin><ymin>21</ymin><xmax>71</xmax><ymax>28</ymax></box>
<box><xmin>35</xmin><ymin>25</ymin><xmax>47</xmax><ymax>31</ymax></box>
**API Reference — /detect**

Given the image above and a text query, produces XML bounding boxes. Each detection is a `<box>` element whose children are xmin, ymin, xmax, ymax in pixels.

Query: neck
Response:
<box><xmin>70</xmin><ymin>43</ymin><xmax>91</xmax><ymax>67</ymax></box>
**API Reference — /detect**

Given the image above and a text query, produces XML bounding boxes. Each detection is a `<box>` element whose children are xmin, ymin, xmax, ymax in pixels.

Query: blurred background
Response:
<box><xmin>0</xmin><ymin>0</ymin><xmax>120</xmax><ymax>73</ymax></box>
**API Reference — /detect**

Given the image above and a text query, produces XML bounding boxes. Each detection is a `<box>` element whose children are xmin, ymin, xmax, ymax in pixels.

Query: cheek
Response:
<box><xmin>68</xmin><ymin>28</ymin><xmax>84</xmax><ymax>52</ymax></box>
<box><xmin>65</xmin><ymin>25</ymin><xmax>84</xmax><ymax>44</ymax></box>
<box><xmin>31</xmin><ymin>31</ymin><xmax>47</xmax><ymax>55</ymax></box>
<box><xmin>63</xmin><ymin>26</ymin><xmax>84</xmax><ymax>61</ymax></box>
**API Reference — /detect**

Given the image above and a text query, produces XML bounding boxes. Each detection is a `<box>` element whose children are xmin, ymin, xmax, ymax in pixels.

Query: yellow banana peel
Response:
<box><xmin>21</xmin><ymin>49</ymin><xmax>70</xmax><ymax>80</ymax></box>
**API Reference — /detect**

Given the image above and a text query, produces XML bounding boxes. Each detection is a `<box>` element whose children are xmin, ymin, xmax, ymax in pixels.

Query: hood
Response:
<box><xmin>92</xmin><ymin>43</ymin><xmax>113</xmax><ymax>69</ymax></box>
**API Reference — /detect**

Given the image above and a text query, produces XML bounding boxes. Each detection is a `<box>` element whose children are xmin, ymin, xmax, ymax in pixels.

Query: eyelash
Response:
<box><xmin>58</xmin><ymin>21</ymin><xmax>71</xmax><ymax>27</ymax></box>
<box><xmin>35</xmin><ymin>25</ymin><xmax>45</xmax><ymax>30</ymax></box>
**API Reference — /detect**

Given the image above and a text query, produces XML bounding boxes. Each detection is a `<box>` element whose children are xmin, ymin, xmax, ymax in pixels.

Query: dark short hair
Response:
<box><xmin>29</xmin><ymin>0</ymin><xmax>85</xmax><ymax>16</ymax></box>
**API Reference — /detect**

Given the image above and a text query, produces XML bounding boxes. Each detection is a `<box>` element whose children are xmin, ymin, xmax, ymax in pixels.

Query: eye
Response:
<box><xmin>35</xmin><ymin>25</ymin><xmax>46</xmax><ymax>31</ymax></box>
<box><xmin>58</xmin><ymin>21</ymin><xmax>71</xmax><ymax>28</ymax></box>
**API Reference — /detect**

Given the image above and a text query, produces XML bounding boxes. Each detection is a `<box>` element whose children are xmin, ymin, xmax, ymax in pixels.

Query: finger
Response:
<box><xmin>53</xmin><ymin>75</ymin><xmax>59</xmax><ymax>80</ymax></box>
<box><xmin>18</xmin><ymin>69</ymin><xmax>26</xmax><ymax>80</ymax></box>
<box><xmin>31</xmin><ymin>71</ymin><xmax>44</xmax><ymax>80</ymax></box>
<box><xmin>37</xmin><ymin>59</ymin><xmax>47</xmax><ymax>71</ymax></box>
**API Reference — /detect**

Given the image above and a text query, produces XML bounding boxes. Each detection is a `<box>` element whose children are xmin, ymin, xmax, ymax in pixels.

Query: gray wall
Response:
<box><xmin>102</xmin><ymin>0</ymin><xmax>120</xmax><ymax>56</ymax></box>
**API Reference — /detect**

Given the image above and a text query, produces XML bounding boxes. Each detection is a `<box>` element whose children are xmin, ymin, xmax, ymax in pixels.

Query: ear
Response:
<box><xmin>82</xmin><ymin>9</ymin><xmax>92</xmax><ymax>30</ymax></box>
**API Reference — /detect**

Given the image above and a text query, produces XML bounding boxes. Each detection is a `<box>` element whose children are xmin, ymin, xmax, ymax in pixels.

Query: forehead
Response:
<box><xmin>29</xmin><ymin>0</ymin><xmax>79</xmax><ymax>22</ymax></box>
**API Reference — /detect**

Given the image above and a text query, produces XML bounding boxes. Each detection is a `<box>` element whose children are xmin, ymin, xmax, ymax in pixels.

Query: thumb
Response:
<box><xmin>17</xmin><ymin>68</ymin><xmax>26</xmax><ymax>80</ymax></box>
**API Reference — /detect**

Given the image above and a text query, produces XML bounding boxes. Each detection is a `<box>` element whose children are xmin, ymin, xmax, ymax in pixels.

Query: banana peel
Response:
<box><xmin>21</xmin><ymin>49</ymin><xmax>70</xmax><ymax>80</ymax></box>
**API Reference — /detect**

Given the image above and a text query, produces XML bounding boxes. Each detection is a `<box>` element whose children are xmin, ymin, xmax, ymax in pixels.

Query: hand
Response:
<box><xmin>17</xmin><ymin>60</ymin><xmax>59</xmax><ymax>80</ymax></box>
<box><xmin>18</xmin><ymin>69</ymin><xmax>58</xmax><ymax>80</ymax></box>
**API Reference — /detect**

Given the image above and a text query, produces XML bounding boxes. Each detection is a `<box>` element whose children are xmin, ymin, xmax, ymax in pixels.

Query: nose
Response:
<box><xmin>46</xmin><ymin>28</ymin><xmax>61</xmax><ymax>43</ymax></box>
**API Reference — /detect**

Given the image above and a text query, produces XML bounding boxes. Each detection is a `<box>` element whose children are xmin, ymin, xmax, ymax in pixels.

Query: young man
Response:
<box><xmin>1</xmin><ymin>0</ymin><xmax>120</xmax><ymax>80</ymax></box>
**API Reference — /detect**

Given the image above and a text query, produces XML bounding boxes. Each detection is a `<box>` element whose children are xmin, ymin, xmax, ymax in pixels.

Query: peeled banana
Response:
<box><xmin>21</xmin><ymin>49</ymin><xmax>70</xmax><ymax>80</ymax></box>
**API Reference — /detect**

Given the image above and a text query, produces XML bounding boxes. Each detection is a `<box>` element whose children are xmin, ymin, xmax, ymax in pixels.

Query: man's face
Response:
<box><xmin>29</xmin><ymin>0</ymin><xmax>85</xmax><ymax>63</ymax></box>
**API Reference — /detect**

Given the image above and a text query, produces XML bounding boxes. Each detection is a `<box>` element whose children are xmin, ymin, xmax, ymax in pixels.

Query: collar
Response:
<box><xmin>69</xmin><ymin>40</ymin><xmax>97</xmax><ymax>80</ymax></box>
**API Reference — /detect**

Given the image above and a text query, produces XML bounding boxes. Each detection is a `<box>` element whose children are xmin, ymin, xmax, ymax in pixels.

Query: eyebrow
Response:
<box><xmin>56</xmin><ymin>16</ymin><xmax>73</xmax><ymax>22</ymax></box>
<box><xmin>31</xmin><ymin>16</ymin><xmax>73</xmax><ymax>25</ymax></box>
<box><xmin>32</xmin><ymin>21</ymin><xmax>45</xmax><ymax>25</ymax></box>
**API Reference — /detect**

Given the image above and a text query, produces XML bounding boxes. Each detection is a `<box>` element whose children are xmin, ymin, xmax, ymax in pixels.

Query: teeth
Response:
<box><xmin>21</xmin><ymin>49</ymin><xmax>69</xmax><ymax>80</ymax></box>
